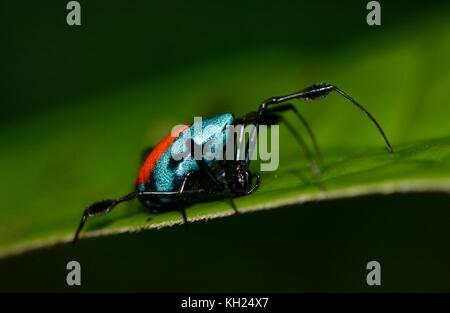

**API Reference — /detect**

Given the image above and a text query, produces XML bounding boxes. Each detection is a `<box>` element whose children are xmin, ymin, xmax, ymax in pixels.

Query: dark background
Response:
<box><xmin>3</xmin><ymin>0</ymin><xmax>448</xmax><ymax>123</ymax></box>
<box><xmin>1</xmin><ymin>0</ymin><xmax>450</xmax><ymax>292</ymax></box>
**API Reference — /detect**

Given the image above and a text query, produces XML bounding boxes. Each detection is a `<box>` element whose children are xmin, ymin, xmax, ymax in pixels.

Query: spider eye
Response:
<box><xmin>230</xmin><ymin>168</ymin><xmax>252</xmax><ymax>194</ymax></box>
<box><xmin>233</xmin><ymin>173</ymin><xmax>245</xmax><ymax>189</ymax></box>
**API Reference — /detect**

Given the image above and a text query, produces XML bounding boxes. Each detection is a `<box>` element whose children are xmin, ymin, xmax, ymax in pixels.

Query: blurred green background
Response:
<box><xmin>1</xmin><ymin>0</ymin><xmax>450</xmax><ymax>291</ymax></box>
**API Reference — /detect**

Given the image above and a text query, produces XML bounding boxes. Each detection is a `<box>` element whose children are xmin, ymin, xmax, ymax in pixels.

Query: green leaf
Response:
<box><xmin>1</xmin><ymin>13</ymin><xmax>450</xmax><ymax>259</ymax></box>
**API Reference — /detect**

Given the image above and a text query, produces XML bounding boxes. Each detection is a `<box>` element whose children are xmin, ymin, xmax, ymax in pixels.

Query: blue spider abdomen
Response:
<box><xmin>138</xmin><ymin>113</ymin><xmax>235</xmax><ymax>208</ymax></box>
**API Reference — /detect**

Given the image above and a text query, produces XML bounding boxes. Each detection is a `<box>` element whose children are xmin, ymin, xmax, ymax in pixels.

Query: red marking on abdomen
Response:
<box><xmin>136</xmin><ymin>125</ymin><xmax>190</xmax><ymax>185</ymax></box>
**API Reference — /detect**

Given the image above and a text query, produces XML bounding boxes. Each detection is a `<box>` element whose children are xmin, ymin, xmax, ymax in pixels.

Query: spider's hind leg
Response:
<box><xmin>243</xmin><ymin>107</ymin><xmax>322</xmax><ymax>178</ymax></box>
<box><xmin>180</xmin><ymin>208</ymin><xmax>189</xmax><ymax>230</ymax></box>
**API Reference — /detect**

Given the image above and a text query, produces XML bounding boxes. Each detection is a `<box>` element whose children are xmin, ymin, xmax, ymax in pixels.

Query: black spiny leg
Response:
<box><xmin>246</xmin><ymin>83</ymin><xmax>393</xmax><ymax>164</ymax></box>
<box><xmin>74</xmin><ymin>172</ymin><xmax>208</xmax><ymax>242</ymax></box>
<box><xmin>188</xmin><ymin>139</ymin><xmax>224</xmax><ymax>192</ymax></box>
<box><xmin>73</xmin><ymin>192</ymin><xmax>137</xmax><ymax>244</ymax></box>
<box><xmin>188</xmin><ymin>139</ymin><xmax>240</xmax><ymax>213</ymax></box>
<box><xmin>197</xmin><ymin>159</ymin><xmax>223</xmax><ymax>193</ymax></box>
<box><xmin>267</xmin><ymin>103</ymin><xmax>323</xmax><ymax>164</ymax></box>
<box><xmin>252</xmin><ymin>83</ymin><xmax>393</xmax><ymax>154</ymax></box>
<box><xmin>260</xmin><ymin>110</ymin><xmax>321</xmax><ymax>178</ymax></box>
<box><xmin>239</xmin><ymin>108</ymin><xmax>321</xmax><ymax>178</ymax></box>
<box><xmin>195</xmin><ymin>147</ymin><xmax>240</xmax><ymax>213</ymax></box>
<box><xmin>180</xmin><ymin>207</ymin><xmax>189</xmax><ymax>230</ymax></box>
<box><xmin>228</xmin><ymin>196</ymin><xmax>239</xmax><ymax>214</ymax></box>
<box><xmin>177</xmin><ymin>171</ymin><xmax>196</xmax><ymax>230</ymax></box>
